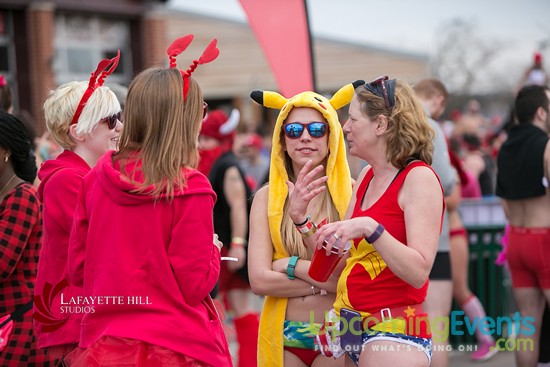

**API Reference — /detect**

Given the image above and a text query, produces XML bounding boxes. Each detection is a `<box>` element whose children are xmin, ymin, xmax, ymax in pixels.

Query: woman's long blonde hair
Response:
<box><xmin>279</xmin><ymin>120</ymin><xmax>339</xmax><ymax>259</ymax></box>
<box><xmin>114</xmin><ymin>68</ymin><xmax>204</xmax><ymax>199</ymax></box>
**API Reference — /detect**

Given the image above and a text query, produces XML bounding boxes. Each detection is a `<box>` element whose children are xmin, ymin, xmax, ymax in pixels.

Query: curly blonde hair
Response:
<box><xmin>356</xmin><ymin>79</ymin><xmax>434</xmax><ymax>168</ymax></box>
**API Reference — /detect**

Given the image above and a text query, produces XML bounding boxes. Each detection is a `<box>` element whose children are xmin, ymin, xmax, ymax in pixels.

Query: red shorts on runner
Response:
<box><xmin>508</xmin><ymin>226</ymin><xmax>550</xmax><ymax>288</ymax></box>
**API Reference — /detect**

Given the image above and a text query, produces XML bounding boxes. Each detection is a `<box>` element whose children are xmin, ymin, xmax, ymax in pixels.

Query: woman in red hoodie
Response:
<box><xmin>65</xmin><ymin>35</ymin><xmax>232</xmax><ymax>366</ymax></box>
<box><xmin>33</xmin><ymin>53</ymin><xmax>122</xmax><ymax>360</ymax></box>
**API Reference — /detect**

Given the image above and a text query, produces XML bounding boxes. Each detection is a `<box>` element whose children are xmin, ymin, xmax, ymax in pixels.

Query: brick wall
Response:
<box><xmin>141</xmin><ymin>10</ymin><xmax>166</xmax><ymax>69</ymax></box>
<box><xmin>27</xmin><ymin>2</ymin><xmax>55</xmax><ymax>134</ymax></box>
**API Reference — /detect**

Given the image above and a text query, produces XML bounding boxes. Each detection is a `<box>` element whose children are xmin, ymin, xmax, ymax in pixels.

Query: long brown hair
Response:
<box><xmin>115</xmin><ymin>68</ymin><xmax>204</xmax><ymax>199</ymax></box>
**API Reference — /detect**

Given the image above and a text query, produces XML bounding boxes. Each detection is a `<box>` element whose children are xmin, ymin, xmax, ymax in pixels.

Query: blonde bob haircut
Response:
<box><xmin>43</xmin><ymin>81</ymin><xmax>121</xmax><ymax>149</ymax></box>
<box><xmin>355</xmin><ymin>79</ymin><xmax>434</xmax><ymax>168</ymax></box>
<box><xmin>114</xmin><ymin>67</ymin><xmax>203</xmax><ymax>199</ymax></box>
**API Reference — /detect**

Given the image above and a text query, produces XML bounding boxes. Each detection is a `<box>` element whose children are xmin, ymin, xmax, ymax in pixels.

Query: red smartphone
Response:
<box><xmin>340</xmin><ymin>308</ymin><xmax>363</xmax><ymax>352</ymax></box>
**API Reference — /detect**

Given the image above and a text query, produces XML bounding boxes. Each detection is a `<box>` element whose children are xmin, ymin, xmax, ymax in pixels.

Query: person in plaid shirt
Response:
<box><xmin>0</xmin><ymin>111</ymin><xmax>57</xmax><ymax>366</ymax></box>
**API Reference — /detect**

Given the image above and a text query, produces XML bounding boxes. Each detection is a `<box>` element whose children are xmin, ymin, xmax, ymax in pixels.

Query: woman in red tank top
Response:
<box><xmin>315</xmin><ymin>77</ymin><xmax>444</xmax><ymax>366</ymax></box>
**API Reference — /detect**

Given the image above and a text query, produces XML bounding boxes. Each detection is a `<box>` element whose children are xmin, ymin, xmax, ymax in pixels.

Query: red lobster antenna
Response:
<box><xmin>166</xmin><ymin>34</ymin><xmax>219</xmax><ymax>100</ymax></box>
<box><xmin>71</xmin><ymin>50</ymin><xmax>121</xmax><ymax>125</ymax></box>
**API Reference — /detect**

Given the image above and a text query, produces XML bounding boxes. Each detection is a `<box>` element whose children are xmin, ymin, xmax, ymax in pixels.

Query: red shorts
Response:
<box><xmin>508</xmin><ymin>227</ymin><xmax>550</xmax><ymax>288</ymax></box>
<box><xmin>64</xmin><ymin>336</ymin><xmax>210</xmax><ymax>366</ymax></box>
<box><xmin>284</xmin><ymin>346</ymin><xmax>320</xmax><ymax>366</ymax></box>
<box><xmin>450</xmin><ymin>227</ymin><xmax>468</xmax><ymax>238</ymax></box>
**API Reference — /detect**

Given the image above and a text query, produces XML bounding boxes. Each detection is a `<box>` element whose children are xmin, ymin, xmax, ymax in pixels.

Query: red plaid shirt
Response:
<box><xmin>0</xmin><ymin>183</ymin><xmax>56</xmax><ymax>365</ymax></box>
<box><xmin>0</xmin><ymin>183</ymin><xmax>42</xmax><ymax>315</ymax></box>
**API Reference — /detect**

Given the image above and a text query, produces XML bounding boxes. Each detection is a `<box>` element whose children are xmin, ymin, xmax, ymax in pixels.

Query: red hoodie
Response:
<box><xmin>34</xmin><ymin>150</ymin><xmax>90</xmax><ymax>348</ymax></box>
<box><xmin>68</xmin><ymin>151</ymin><xmax>232</xmax><ymax>366</ymax></box>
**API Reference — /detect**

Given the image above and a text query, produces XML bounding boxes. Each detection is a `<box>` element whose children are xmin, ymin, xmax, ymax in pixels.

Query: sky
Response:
<box><xmin>167</xmin><ymin>0</ymin><xmax>550</xmax><ymax>93</ymax></box>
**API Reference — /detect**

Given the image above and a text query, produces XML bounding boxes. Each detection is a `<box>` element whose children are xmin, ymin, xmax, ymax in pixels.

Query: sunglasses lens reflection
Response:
<box><xmin>308</xmin><ymin>122</ymin><xmax>327</xmax><ymax>138</ymax></box>
<box><xmin>285</xmin><ymin>124</ymin><xmax>303</xmax><ymax>138</ymax></box>
<box><xmin>284</xmin><ymin>122</ymin><xmax>327</xmax><ymax>139</ymax></box>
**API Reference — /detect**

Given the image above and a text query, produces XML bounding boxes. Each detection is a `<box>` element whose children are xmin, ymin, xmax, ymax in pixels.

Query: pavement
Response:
<box><xmin>449</xmin><ymin>349</ymin><xmax>516</xmax><ymax>367</ymax></box>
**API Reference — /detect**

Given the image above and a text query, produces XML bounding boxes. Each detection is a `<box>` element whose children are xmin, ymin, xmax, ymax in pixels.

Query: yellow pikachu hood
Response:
<box><xmin>250</xmin><ymin>80</ymin><xmax>363</xmax><ymax>366</ymax></box>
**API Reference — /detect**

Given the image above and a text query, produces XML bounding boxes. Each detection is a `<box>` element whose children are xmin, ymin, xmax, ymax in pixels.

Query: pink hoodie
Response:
<box><xmin>34</xmin><ymin>150</ymin><xmax>90</xmax><ymax>348</ymax></box>
<box><xmin>68</xmin><ymin>151</ymin><xmax>232</xmax><ymax>366</ymax></box>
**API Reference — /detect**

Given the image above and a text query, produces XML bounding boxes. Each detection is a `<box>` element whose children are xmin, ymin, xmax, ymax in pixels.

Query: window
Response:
<box><xmin>54</xmin><ymin>13</ymin><xmax>132</xmax><ymax>86</ymax></box>
<box><xmin>0</xmin><ymin>10</ymin><xmax>17</xmax><ymax>111</ymax></box>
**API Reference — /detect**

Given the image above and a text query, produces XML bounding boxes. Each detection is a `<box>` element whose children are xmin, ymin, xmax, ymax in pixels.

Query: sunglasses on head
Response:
<box><xmin>364</xmin><ymin>75</ymin><xmax>394</xmax><ymax>109</ymax></box>
<box><xmin>283</xmin><ymin>122</ymin><xmax>328</xmax><ymax>139</ymax></box>
<box><xmin>102</xmin><ymin>112</ymin><xmax>122</xmax><ymax>130</ymax></box>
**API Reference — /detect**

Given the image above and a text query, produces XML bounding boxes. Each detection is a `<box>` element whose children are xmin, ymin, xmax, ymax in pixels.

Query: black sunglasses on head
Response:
<box><xmin>363</xmin><ymin>75</ymin><xmax>395</xmax><ymax>109</ymax></box>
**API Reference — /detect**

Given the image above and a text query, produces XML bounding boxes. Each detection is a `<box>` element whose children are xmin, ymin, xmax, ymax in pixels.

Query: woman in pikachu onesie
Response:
<box><xmin>248</xmin><ymin>80</ymin><xmax>363</xmax><ymax>366</ymax></box>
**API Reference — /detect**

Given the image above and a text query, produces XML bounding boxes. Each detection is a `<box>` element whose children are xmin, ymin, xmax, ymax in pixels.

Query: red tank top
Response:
<box><xmin>334</xmin><ymin>161</ymin><xmax>443</xmax><ymax>330</ymax></box>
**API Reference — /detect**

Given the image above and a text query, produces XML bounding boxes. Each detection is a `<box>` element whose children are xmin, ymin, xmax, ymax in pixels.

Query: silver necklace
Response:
<box><xmin>0</xmin><ymin>174</ymin><xmax>17</xmax><ymax>197</ymax></box>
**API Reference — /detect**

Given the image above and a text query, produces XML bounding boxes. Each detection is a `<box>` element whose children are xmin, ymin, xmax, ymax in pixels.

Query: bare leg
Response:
<box><xmin>227</xmin><ymin>289</ymin><xmax>254</xmax><ymax>317</ymax></box>
<box><xmin>423</xmin><ymin>280</ymin><xmax>453</xmax><ymax>367</ymax></box>
<box><xmin>450</xmin><ymin>231</ymin><xmax>495</xmax><ymax>361</ymax></box>
<box><xmin>450</xmin><ymin>233</ymin><xmax>473</xmax><ymax>305</ymax></box>
<box><xmin>312</xmin><ymin>353</ymin><xmax>345</xmax><ymax>366</ymax></box>
<box><xmin>344</xmin><ymin>354</ymin><xmax>356</xmax><ymax>367</ymax></box>
<box><xmin>513</xmin><ymin>287</ymin><xmax>544</xmax><ymax>367</ymax></box>
<box><xmin>543</xmin><ymin>289</ymin><xmax>550</xmax><ymax>311</ymax></box>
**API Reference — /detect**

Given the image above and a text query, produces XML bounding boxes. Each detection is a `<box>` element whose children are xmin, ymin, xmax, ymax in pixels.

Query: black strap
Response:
<box><xmin>0</xmin><ymin>316</ymin><xmax>10</xmax><ymax>328</ymax></box>
<box><xmin>10</xmin><ymin>301</ymin><xmax>33</xmax><ymax>322</ymax></box>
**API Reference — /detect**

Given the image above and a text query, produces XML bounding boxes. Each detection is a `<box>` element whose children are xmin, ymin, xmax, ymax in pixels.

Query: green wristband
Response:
<box><xmin>287</xmin><ymin>256</ymin><xmax>299</xmax><ymax>280</ymax></box>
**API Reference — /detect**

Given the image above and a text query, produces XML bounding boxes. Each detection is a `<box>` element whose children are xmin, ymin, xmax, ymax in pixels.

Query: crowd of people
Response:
<box><xmin>0</xmin><ymin>32</ymin><xmax>548</xmax><ymax>367</ymax></box>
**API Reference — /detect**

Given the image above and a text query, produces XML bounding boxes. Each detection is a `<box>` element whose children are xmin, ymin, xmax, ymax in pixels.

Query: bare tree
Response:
<box><xmin>431</xmin><ymin>19</ymin><xmax>506</xmax><ymax>94</ymax></box>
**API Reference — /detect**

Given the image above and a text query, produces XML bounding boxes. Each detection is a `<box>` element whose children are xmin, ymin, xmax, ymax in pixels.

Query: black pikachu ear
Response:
<box><xmin>352</xmin><ymin>80</ymin><xmax>365</xmax><ymax>89</ymax></box>
<box><xmin>250</xmin><ymin>90</ymin><xmax>264</xmax><ymax>105</ymax></box>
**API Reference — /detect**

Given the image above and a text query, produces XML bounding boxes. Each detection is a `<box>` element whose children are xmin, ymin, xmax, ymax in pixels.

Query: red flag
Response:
<box><xmin>239</xmin><ymin>0</ymin><xmax>315</xmax><ymax>97</ymax></box>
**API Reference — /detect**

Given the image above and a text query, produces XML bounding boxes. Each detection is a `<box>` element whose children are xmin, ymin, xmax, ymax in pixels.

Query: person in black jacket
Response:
<box><xmin>198</xmin><ymin>107</ymin><xmax>259</xmax><ymax>367</ymax></box>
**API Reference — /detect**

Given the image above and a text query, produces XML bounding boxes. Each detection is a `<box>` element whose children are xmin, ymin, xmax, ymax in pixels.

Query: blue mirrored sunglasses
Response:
<box><xmin>283</xmin><ymin>122</ymin><xmax>328</xmax><ymax>139</ymax></box>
